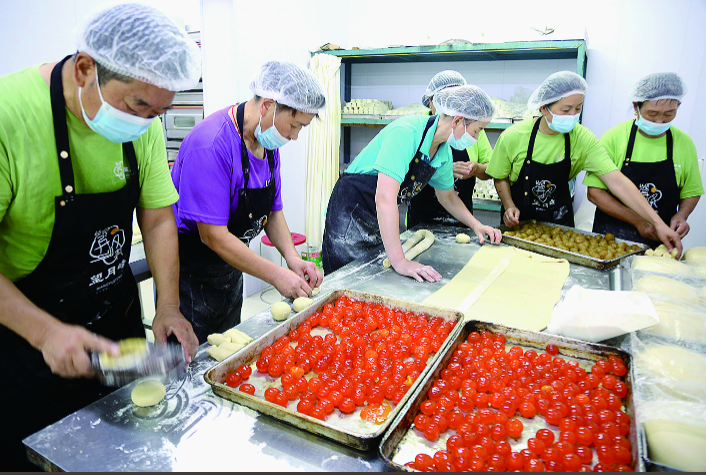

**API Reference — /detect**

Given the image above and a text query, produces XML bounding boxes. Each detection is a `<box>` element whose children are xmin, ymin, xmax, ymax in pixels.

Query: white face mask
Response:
<box><xmin>447</xmin><ymin>121</ymin><xmax>477</xmax><ymax>150</ymax></box>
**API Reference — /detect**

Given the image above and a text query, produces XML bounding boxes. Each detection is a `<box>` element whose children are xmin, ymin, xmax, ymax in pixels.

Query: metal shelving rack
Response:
<box><xmin>316</xmin><ymin>39</ymin><xmax>588</xmax><ymax>213</ymax></box>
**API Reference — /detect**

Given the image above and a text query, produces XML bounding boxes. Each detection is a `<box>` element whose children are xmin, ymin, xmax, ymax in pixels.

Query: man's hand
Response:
<box><xmin>503</xmin><ymin>207</ymin><xmax>521</xmax><ymax>227</ymax></box>
<box><xmin>151</xmin><ymin>304</ymin><xmax>199</xmax><ymax>363</ymax></box>
<box><xmin>38</xmin><ymin>321</ymin><xmax>119</xmax><ymax>378</ymax></box>
<box><xmin>635</xmin><ymin>218</ymin><xmax>660</xmax><ymax>241</ymax></box>
<box><xmin>286</xmin><ymin>258</ymin><xmax>323</xmax><ymax>295</ymax></box>
<box><xmin>670</xmin><ymin>215</ymin><xmax>690</xmax><ymax>238</ymax></box>
<box><xmin>271</xmin><ymin>266</ymin><xmax>311</xmax><ymax>299</ymax></box>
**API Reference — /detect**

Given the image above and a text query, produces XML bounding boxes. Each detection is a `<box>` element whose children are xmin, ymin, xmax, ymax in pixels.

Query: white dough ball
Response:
<box><xmin>293</xmin><ymin>297</ymin><xmax>313</xmax><ymax>313</ymax></box>
<box><xmin>271</xmin><ymin>302</ymin><xmax>292</xmax><ymax>321</ymax></box>
<box><xmin>456</xmin><ymin>233</ymin><xmax>471</xmax><ymax>244</ymax></box>
<box><xmin>131</xmin><ymin>380</ymin><xmax>166</xmax><ymax>407</ymax></box>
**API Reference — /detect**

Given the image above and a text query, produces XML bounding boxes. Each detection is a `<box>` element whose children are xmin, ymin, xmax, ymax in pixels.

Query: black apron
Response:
<box><xmin>407</xmin><ymin>147</ymin><xmax>475</xmax><ymax>228</ymax></box>
<box><xmin>503</xmin><ymin>119</ymin><xmax>574</xmax><ymax>227</ymax></box>
<box><xmin>592</xmin><ymin>123</ymin><xmax>679</xmax><ymax>246</ymax></box>
<box><xmin>0</xmin><ymin>55</ymin><xmax>143</xmax><ymax>471</ymax></box>
<box><xmin>178</xmin><ymin>102</ymin><xmax>274</xmax><ymax>343</ymax></box>
<box><xmin>322</xmin><ymin>117</ymin><xmax>438</xmax><ymax>274</ymax></box>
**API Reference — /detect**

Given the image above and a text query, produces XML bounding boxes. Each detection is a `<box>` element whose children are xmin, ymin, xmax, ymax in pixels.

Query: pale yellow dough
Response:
<box><xmin>634</xmin><ymin>275</ymin><xmax>702</xmax><ymax>305</ymax></box>
<box><xmin>455</xmin><ymin>233</ymin><xmax>471</xmax><ymax>243</ymax></box>
<box><xmin>311</xmin><ymin>287</ymin><xmax>320</xmax><ymax>296</ymax></box>
<box><xmin>293</xmin><ymin>297</ymin><xmax>313</xmax><ymax>313</ymax></box>
<box><xmin>271</xmin><ymin>302</ymin><xmax>292</xmax><ymax>321</ymax></box>
<box><xmin>645</xmin><ymin>419</ymin><xmax>706</xmax><ymax>471</ymax></box>
<box><xmin>423</xmin><ymin>245</ymin><xmax>569</xmax><ymax>331</ymax></box>
<box><xmin>207</xmin><ymin>334</ymin><xmax>229</xmax><ymax>346</ymax></box>
<box><xmin>207</xmin><ymin>346</ymin><xmax>234</xmax><ymax>361</ymax></box>
<box><xmin>131</xmin><ymin>380</ymin><xmax>166</xmax><ymax>407</ymax></box>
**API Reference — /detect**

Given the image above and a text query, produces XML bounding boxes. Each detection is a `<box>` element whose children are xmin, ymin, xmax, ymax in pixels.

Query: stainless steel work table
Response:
<box><xmin>24</xmin><ymin>225</ymin><xmax>621</xmax><ymax>472</ymax></box>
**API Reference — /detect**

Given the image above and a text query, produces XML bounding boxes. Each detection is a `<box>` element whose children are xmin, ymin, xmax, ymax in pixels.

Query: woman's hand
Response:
<box><xmin>391</xmin><ymin>259</ymin><xmax>442</xmax><ymax>283</ymax></box>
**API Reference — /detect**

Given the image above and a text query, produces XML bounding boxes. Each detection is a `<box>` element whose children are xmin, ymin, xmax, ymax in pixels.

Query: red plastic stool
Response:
<box><xmin>259</xmin><ymin>233</ymin><xmax>307</xmax><ymax>303</ymax></box>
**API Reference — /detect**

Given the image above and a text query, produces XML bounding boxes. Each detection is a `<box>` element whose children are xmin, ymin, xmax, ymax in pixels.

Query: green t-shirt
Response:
<box><xmin>583</xmin><ymin>120</ymin><xmax>704</xmax><ymax>199</ymax></box>
<box><xmin>0</xmin><ymin>65</ymin><xmax>178</xmax><ymax>281</ymax></box>
<box><xmin>467</xmin><ymin>129</ymin><xmax>492</xmax><ymax>164</ymax></box>
<box><xmin>345</xmin><ymin>114</ymin><xmax>454</xmax><ymax>191</ymax></box>
<box><xmin>487</xmin><ymin>118</ymin><xmax>617</xmax><ymax>185</ymax></box>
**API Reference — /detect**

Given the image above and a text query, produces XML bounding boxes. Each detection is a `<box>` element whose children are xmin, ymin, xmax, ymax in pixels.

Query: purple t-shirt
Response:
<box><xmin>171</xmin><ymin>106</ymin><xmax>283</xmax><ymax>234</ymax></box>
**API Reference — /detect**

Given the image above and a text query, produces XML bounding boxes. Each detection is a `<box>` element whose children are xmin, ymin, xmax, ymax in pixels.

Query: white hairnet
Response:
<box><xmin>527</xmin><ymin>71</ymin><xmax>587</xmax><ymax>110</ymax></box>
<box><xmin>77</xmin><ymin>2</ymin><xmax>201</xmax><ymax>91</ymax></box>
<box><xmin>630</xmin><ymin>72</ymin><xmax>687</xmax><ymax>103</ymax></box>
<box><xmin>422</xmin><ymin>70</ymin><xmax>467</xmax><ymax>108</ymax></box>
<box><xmin>249</xmin><ymin>61</ymin><xmax>327</xmax><ymax>114</ymax></box>
<box><xmin>433</xmin><ymin>85</ymin><xmax>496</xmax><ymax>122</ymax></box>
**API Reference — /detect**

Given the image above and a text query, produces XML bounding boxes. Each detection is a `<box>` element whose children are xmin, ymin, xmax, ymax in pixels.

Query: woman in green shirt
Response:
<box><xmin>487</xmin><ymin>71</ymin><xmax>683</xmax><ymax>253</ymax></box>
<box><xmin>585</xmin><ymin>73</ymin><xmax>702</xmax><ymax>246</ymax></box>
<box><xmin>322</xmin><ymin>86</ymin><xmax>501</xmax><ymax>282</ymax></box>
<box><xmin>408</xmin><ymin>71</ymin><xmax>494</xmax><ymax>228</ymax></box>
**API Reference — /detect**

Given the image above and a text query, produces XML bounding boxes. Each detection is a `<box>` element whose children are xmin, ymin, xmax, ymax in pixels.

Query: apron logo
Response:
<box><xmin>89</xmin><ymin>225</ymin><xmax>125</xmax><ymax>265</ymax></box>
<box><xmin>639</xmin><ymin>183</ymin><xmax>662</xmax><ymax>209</ymax></box>
<box><xmin>113</xmin><ymin>161</ymin><xmax>126</xmax><ymax>180</ymax></box>
<box><xmin>532</xmin><ymin>180</ymin><xmax>557</xmax><ymax>205</ymax></box>
<box><xmin>242</xmin><ymin>216</ymin><xmax>267</xmax><ymax>242</ymax></box>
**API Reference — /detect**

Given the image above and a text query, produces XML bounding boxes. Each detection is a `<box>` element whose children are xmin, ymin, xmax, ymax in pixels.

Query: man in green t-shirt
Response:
<box><xmin>0</xmin><ymin>4</ymin><xmax>201</xmax><ymax>470</ymax></box>
<box><xmin>584</xmin><ymin>73</ymin><xmax>703</xmax><ymax>246</ymax></box>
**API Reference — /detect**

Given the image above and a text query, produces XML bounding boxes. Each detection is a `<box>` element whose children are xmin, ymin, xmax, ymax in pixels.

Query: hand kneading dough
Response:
<box><xmin>637</xmin><ymin>345</ymin><xmax>706</xmax><ymax>383</ymax></box>
<box><xmin>131</xmin><ymin>380</ymin><xmax>166</xmax><ymax>407</ymax></box>
<box><xmin>383</xmin><ymin>229</ymin><xmax>435</xmax><ymax>267</ymax></box>
<box><xmin>207</xmin><ymin>334</ymin><xmax>229</xmax><ymax>346</ymax></box>
<box><xmin>633</xmin><ymin>275</ymin><xmax>702</xmax><ymax>305</ymax></box>
<box><xmin>271</xmin><ymin>302</ymin><xmax>291</xmax><ymax>321</ymax></box>
<box><xmin>456</xmin><ymin>233</ymin><xmax>471</xmax><ymax>243</ymax></box>
<box><xmin>293</xmin><ymin>297</ymin><xmax>313</xmax><ymax>312</ymax></box>
<box><xmin>207</xmin><ymin>346</ymin><xmax>235</xmax><ymax>361</ymax></box>
<box><xmin>645</xmin><ymin>420</ymin><xmax>706</xmax><ymax>471</ymax></box>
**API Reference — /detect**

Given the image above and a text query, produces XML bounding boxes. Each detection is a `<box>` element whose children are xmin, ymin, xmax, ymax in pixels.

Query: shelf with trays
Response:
<box><xmin>341</xmin><ymin>114</ymin><xmax>514</xmax><ymax>132</ymax></box>
<box><xmin>316</xmin><ymin>39</ymin><xmax>588</xmax><ymax>163</ymax></box>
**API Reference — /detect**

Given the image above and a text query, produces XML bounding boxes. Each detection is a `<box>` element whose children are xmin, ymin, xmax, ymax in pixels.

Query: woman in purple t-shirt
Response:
<box><xmin>171</xmin><ymin>62</ymin><xmax>327</xmax><ymax>342</ymax></box>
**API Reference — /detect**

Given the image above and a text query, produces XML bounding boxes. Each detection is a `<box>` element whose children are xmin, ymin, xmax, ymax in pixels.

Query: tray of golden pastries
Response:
<box><xmin>498</xmin><ymin>221</ymin><xmax>648</xmax><ymax>270</ymax></box>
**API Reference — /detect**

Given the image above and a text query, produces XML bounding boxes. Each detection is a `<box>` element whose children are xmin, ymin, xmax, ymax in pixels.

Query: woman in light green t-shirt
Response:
<box><xmin>487</xmin><ymin>71</ymin><xmax>683</xmax><ymax>254</ymax></box>
<box><xmin>585</xmin><ymin>72</ymin><xmax>702</xmax><ymax>246</ymax></box>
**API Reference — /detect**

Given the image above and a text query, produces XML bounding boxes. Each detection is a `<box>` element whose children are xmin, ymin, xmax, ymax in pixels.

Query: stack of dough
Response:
<box><xmin>632</xmin><ymin>255</ymin><xmax>706</xmax><ymax>279</ymax></box>
<box><xmin>206</xmin><ymin>328</ymin><xmax>253</xmax><ymax>361</ymax></box>
<box><xmin>645</xmin><ymin>299</ymin><xmax>706</xmax><ymax>342</ymax></box>
<box><xmin>633</xmin><ymin>274</ymin><xmax>703</xmax><ymax>306</ymax></box>
<box><xmin>645</xmin><ymin>244</ymin><xmax>678</xmax><ymax>259</ymax></box>
<box><xmin>383</xmin><ymin>229</ymin><xmax>434</xmax><ymax>268</ymax></box>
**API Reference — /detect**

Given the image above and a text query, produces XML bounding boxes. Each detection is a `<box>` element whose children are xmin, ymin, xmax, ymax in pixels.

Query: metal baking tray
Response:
<box><xmin>380</xmin><ymin>320</ymin><xmax>644</xmax><ymax>471</ymax></box>
<box><xmin>204</xmin><ymin>289</ymin><xmax>464</xmax><ymax>451</ymax></box>
<box><xmin>499</xmin><ymin>220</ymin><xmax>648</xmax><ymax>270</ymax></box>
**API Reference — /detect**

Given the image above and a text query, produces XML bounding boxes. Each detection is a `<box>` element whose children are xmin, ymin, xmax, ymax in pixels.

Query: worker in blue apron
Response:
<box><xmin>488</xmin><ymin>72</ymin><xmax>684</xmax><ymax>256</ymax></box>
<box><xmin>322</xmin><ymin>85</ymin><xmax>502</xmax><ymax>281</ymax></box>
<box><xmin>0</xmin><ymin>5</ymin><xmax>201</xmax><ymax>470</ymax></box>
<box><xmin>172</xmin><ymin>62</ymin><xmax>326</xmax><ymax>343</ymax></box>
<box><xmin>587</xmin><ymin>73</ymin><xmax>702</xmax><ymax>245</ymax></box>
<box><xmin>408</xmin><ymin>71</ymin><xmax>494</xmax><ymax>228</ymax></box>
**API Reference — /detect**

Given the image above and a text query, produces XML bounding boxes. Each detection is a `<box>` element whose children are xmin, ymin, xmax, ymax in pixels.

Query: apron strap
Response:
<box><xmin>235</xmin><ymin>102</ymin><xmax>275</xmax><ymax>191</ymax></box>
<box><xmin>50</xmin><ymin>56</ymin><xmax>77</xmax><ymax>201</ymax></box>
<box><xmin>416</xmin><ymin>116</ymin><xmax>437</xmax><ymax>159</ymax></box>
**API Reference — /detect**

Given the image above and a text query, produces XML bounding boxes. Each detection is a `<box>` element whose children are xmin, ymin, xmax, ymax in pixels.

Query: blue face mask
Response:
<box><xmin>635</xmin><ymin>111</ymin><xmax>672</xmax><ymax>136</ymax></box>
<box><xmin>255</xmin><ymin>103</ymin><xmax>290</xmax><ymax>150</ymax></box>
<box><xmin>547</xmin><ymin>109</ymin><xmax>580</xmax><ymax>133</ymax></box>
<box><xmin>78</xmin><ymin>69</ymin><xmax>154</xmax><ymax>143</ymax></box>
<box><xmin>447</xmin><ymin>122</ymin><xmax>477</xmax><ymax>150</ymax></box>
